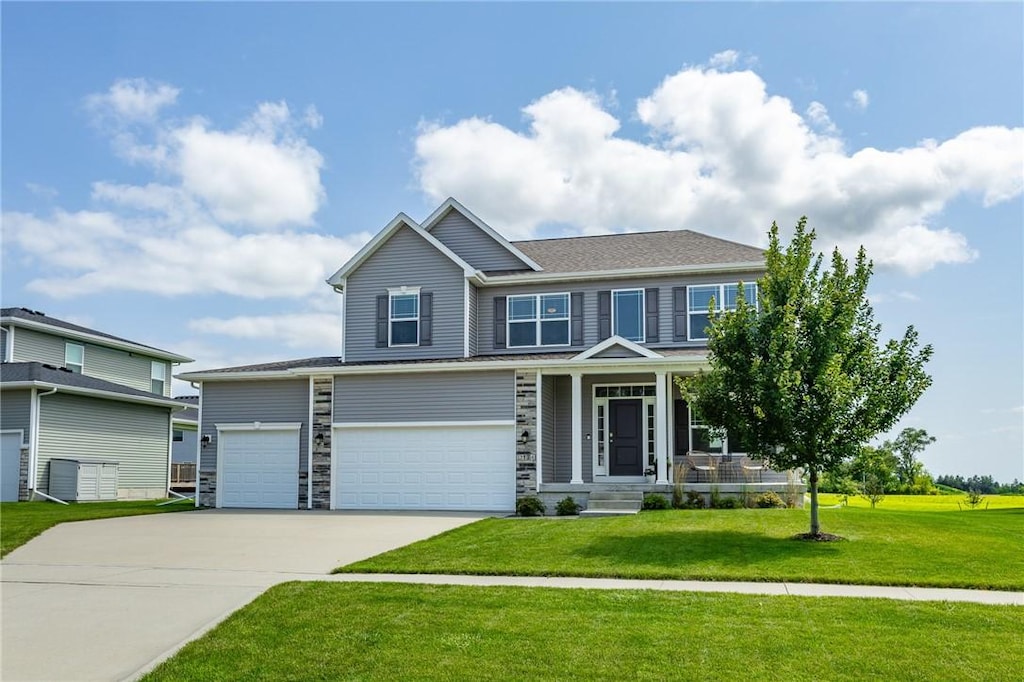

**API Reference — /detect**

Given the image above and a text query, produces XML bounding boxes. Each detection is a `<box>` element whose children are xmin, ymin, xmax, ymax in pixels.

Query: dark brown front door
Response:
<box><xmin>609</xmin><ymin>399</ymin><xmax>643</xmax><ymax>476</ymax></box>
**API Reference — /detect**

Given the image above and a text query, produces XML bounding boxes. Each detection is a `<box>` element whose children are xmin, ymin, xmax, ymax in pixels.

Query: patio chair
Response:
<box><xmin>741</xmin><ymin>457</ymin><xmax>765</xmax><ymax>483</ymax></box>
<box><xmin>687</xmin><ymin>452</ymin><xmax>717</xmax><ymax>483</ymax></box>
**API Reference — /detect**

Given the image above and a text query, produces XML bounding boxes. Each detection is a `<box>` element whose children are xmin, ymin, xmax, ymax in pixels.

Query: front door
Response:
<box><xmin>609</xmin><ymin>399</ymin><xmax>643</xmax><ymax>476</ymax></box>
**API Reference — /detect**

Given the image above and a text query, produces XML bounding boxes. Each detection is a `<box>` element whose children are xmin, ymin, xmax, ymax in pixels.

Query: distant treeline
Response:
<box><xmin>935</xmin><ymin>475</ymin><xmax>1024</xmax><ymax>495</ymax></box>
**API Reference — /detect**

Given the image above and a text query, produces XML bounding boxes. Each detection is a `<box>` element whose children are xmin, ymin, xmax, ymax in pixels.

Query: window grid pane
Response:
<box><xmin>391</xmin><ymin>294</ymin><xmax>418</xmax><ymax>319</ymax></box>
<box><xmin>613</xmin><ymin>290</ymin><xmax>644</xmax><ymax>342</ymax></box>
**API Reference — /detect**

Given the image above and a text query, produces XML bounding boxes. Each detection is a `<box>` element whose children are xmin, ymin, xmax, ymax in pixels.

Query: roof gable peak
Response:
<box><xmin>421</xmin><ymin>198</ymin><xmax>542</xmax><ymax>272</ymax></box>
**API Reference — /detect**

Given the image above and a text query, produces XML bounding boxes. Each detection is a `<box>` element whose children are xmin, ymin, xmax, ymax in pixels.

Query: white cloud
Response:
<box><xmin>850</xmin><ymin>89</ymin><xmax>870</xmax><ymax>110</ymax></box>
<box><xmin>2</xmin><ymin>80</ymin><xmax>345</xmax><ymax>299</ymax></box>
<box><xmin>707</xmin><ymin>50</ymin><xmax>740</xmax><ymax>70</ymax></box>
<box><xmin>869</xmin><ymin>290</ymin><xmax>921</xmax><ymax>305</ymax></box>
<box><xmin>85</xmin><ymin>78</ymin><xmax>180</xmax><ymax>122</ymax></box>
<box><xmin>25</xmin><ymin>182</ymin><xmax>58</xmax><ymax>200</ymax></box>
<box><xmin>188</xmin><ymin>312</ymin><xmax>339</xmax><ymax>349</ymax></box>
<box><xmin>414</xmin><ymin>59</ymin><xmax>1022</xmax><ymax>274</ymax></box>
<box><xmin>304</xmin><ymin>104</ymin><xmax>324</xmax><ymax>130</ymax></box>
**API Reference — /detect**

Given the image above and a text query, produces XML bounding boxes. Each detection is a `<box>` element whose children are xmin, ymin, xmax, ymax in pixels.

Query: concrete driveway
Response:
<box><xmin>1</xmin><ymin>509</ymin><xmax>486</xmax><ymax>682</ymax></box>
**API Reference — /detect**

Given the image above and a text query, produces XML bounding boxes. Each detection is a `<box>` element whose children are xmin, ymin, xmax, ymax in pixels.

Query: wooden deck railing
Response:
<box><xmin>170</xmin><ymin>462</ymin><xmax>196</xmax><ymax>486</ymax></box>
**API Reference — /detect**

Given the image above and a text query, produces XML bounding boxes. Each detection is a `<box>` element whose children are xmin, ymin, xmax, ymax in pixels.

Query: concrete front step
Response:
<box><xmin>586</xmin><ymin>499</ymin><xmax>643</xmax><ymax>511</ymax></box>
<box><xmin>579</xmin><ymin>508</ymin><xmax>639</xmax><ymax>517</ymax></box>
<box><xmin>588</xmin><ymin>491</ymin><xmax>645</xmax><ymax>502</ymax></box>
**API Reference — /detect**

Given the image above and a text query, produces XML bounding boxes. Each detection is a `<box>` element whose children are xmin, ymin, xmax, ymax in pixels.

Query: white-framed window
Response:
<box><xmin>507</xmin><ymin>293</ymin><xmax>570</xmax><ymax>347</ymax></box>
<box><xmin>151</xmin><ymin>361</ymin><xmax>167</xmax><ymax>395</ymax></box>
<box><xmin>612</xmin><ymin>289</ymin><xmax>645</xmax><ymax>342</ymax></box>
<box><xmin>64</xmin><ymin>342</ymin><xmax>84</xmax><ymax>374</ymax></box>
<box><xmin>689</xmin><ymin>406</ymin><xmax>748</xmax><ymax>455</ymax></box>
<box><xmin>173</xmin><ymin>429</ymin><xmax>184</xmax><ymax>442</ymax></box>
<box><xmin>688</xmin><ymin>283</ymin><xmax>758</xmax><ymax>341</ymax></box>
<box><xmin>389</xmin><ymin>291</ymin><xmax>420</xmax><ymax>346</ymax></box>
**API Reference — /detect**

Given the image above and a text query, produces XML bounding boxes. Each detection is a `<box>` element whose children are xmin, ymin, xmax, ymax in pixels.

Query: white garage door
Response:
<box><xmin>1</xmin><ymin>431</ymin><xmax>23</xmax><ymax>502</ymax></box>
<box><xmin>334</xmin><ymin>423</ymin><xmax>515</xmax><ymax>511</ymax></box>
<box><xmin>219</xmin><ymin>426</ymin><xmax>300</xmax><ymax>509</ymax></box>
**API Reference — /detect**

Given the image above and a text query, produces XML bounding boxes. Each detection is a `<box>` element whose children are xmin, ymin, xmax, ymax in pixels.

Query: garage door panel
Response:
<box><xmin>220</xmin><ymin>429</ymin><xmax>299</xmax><ymax>509</ymax></box>
<box><xmin>335</xmin><ymin>424</ymin><xmax>514</xmax><ymax>511</ymax></box>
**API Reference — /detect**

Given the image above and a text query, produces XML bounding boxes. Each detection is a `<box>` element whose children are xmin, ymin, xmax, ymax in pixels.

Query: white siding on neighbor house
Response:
<box><xmin>344</xmin><ymin>225</ymin><xmax>466</xmax><ymax>362</ymax></box>
<box><xmin>10</xmin><ymin>327</ymin><xmax>172</xmax><ymax>396</ymax></box>
<box><xmin>334</xmin><ymin>371</ymin><xmax>514</xmax><ymax>423</ymax></box>
<box><xmin>199</xmin><ymin>379</ymin><xmax>309</xmax><ymax>472</ymax></box>
<box><xmin>36</xmin><ymin>393</ymin><xmax>170</xmax><ymax>495</ymax></box>
<box><xmin>476</xmin><ymin>271</ymin><xmax>764</xmax><ymax>355</ymax></box>
<box><xmin>429</xmin><ymin>210</ymin><xmax>531</xmax><ymax>272</ymax></box>
<box><xmin>1</xmin><ymin>390</ymin><xmax>32</xmax><ymax>443</ymax></box>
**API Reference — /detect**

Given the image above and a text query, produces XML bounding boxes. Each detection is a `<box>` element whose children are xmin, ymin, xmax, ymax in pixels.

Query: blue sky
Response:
<box><xmin>2</xmin><ymin>3</ymin><xmax>1021</xmax><ymax>482</ymax></box>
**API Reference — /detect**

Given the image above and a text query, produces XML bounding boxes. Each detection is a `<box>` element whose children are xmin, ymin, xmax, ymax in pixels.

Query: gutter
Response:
<box><xmin>28</xmin><ymin>387</ymin><xmax>68</xmax><ymax>504</ymax></box>
<box><xmin>2</xmin><ymin>380</ymin><xmax>185</xmax><ymax>409</ymax></box>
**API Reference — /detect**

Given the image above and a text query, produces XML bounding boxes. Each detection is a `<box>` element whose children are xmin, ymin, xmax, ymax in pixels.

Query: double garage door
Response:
<box><xmin>218</xmin><ymin>423</ymin><xmax>515</xmax><ymax>512</ymax></box>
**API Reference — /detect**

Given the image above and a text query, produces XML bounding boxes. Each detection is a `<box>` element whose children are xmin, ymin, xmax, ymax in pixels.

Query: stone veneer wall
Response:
<box><xmin>198</xmin><ymin>471</ymin><xmax>216</xmax><ymax>507</ymax></box>
<box><xmin>515</xmin><ymin>371</ymin><xmax>537</xmax><ymax>497</ymax></box>
<box><xmin>18</xmin><ymin>446</ymin><xmax>29</xmax><ymax>501</ymax></box>
<box><xmin>311</xmin><ymin>376</ymin><xmax>333</xmax><ymax>509</ymax></box>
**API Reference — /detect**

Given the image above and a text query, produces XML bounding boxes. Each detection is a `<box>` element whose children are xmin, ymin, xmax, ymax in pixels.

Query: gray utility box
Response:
<box><xmin>49</xmin><ymin>458</ymin><xmax>119</xmax><ymax>501</ymax></box>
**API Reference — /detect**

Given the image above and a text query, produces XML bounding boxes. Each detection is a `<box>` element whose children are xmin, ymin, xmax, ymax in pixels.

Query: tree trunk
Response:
<box><xmin>809</xmin><ymin>468</ymin><xmax>820</xmax><ymax>536</ymax></box>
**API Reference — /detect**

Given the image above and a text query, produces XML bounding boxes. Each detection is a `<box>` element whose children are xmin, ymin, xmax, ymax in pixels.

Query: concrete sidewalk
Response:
<box><xmin>323</xmin><ymin>572</ymin><xmax>1024</xmax><ymax>606</ymax></box>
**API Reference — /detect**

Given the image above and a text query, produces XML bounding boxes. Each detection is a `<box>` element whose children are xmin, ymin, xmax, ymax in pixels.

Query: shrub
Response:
<box><xmin>681</xmin><ymin>491</ymin><xmax>705</xmax><ymax>509</ymax></box>
<box><xmin>755</xmin><ymin>491</ymin><xmax>786</xmax><ymax>508</ymax></box>
<box><xmin>555</xmin><ymin>496</ymin><xmax>581</xmax><ymax>516</ymax></box>
<box><xmin>711</xmin><ymin>495</ymin><xmax>744</xmax><ymax>509</ymax></box>
<box><xmin>516</xmin><ymin>496</ymin><xmax>546</xmax><ymax>517</ymax></box>
<box><xmin>642</xmin><ymin>493</ymin><xmax>671</xmax><ymax>510</ymax></box>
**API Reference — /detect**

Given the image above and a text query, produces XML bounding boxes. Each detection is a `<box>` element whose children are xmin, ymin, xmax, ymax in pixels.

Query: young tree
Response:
<box><xmin>680</xmin><ymin>218</ymin><xmax>933</xmax><ymax>538</ymax></box>
<box><xmin>887</xmin><ymin>427</ymin><xmax>936</xmax><ymax>489</ymax></box>
<box><xmin>850</xmin><ymin>444</ymin><xmax>898</xmax><ymax>508</ymax></box>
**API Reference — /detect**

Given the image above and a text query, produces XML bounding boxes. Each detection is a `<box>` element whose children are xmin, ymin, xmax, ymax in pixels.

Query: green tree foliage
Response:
<box><xmin>680</xmin><ymin>218</ymin><xmax>933</xmax><ymax>537</ymax></box>
<box><xmin>935</xmin><ymin>475</ymin><xmax>1024</xmax><ymax>495</ymax></box>
<box><xmin>888</xmin><ymin>427</ymin><xmax>936</xmax><ymax>489</ymax></box>
<box><xmin>850</xmin><ymin>445</ymin><xmax>898</xmax><ymax>508</ymax></box>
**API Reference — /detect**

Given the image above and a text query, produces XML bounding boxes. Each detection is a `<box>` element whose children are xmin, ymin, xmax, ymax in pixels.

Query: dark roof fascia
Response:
<box><xmin>474</xmin><ymin>261</ymin><xmax>765</xmax><ymax>286</ymax></box>
<box><xmin>1</xmin><ymin>380</ymin><xmax>185</xmax><ymax>410</ymax></box>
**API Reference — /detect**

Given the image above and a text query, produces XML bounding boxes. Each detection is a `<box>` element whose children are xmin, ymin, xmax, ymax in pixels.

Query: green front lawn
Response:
<box><xmin>0</xmin><ymin>500</ymin><xmax>194</xmax><ymax>557</ymax></box>
<box><xmin>145</xmin><ymin>582</ymin><xmax>1022</xmax><ymax>681</ymax></box>
<box><xmin>340</xmin><ymin>507</ymin><xmax>1024</xmax><ymax>590</ymax></box>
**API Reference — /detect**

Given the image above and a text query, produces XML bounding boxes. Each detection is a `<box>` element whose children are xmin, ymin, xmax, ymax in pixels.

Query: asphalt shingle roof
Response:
<box><xmin>0</xmin><ymin>307</ymin><xmax>189</xmax><ymax>360</ymax></box>
<box><xmin>509</xmin><ymin>230</ymin><xmax>765</xmax><ymax>274</ymax></box>
<box><xmin>1</xmin><ymin>362</ymin><xmax>178</xmax><ymax>405</ymax></box>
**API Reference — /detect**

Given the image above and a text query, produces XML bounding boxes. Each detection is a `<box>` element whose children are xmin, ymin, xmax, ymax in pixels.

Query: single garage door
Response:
<box><xmin>334</xmin><ymin>423</ymin><xmax>515</xmax><ymax>511</ymax></box>
<box><xmin>1</xmin><ymin>432</ymin><xmax>23</xmax><ymax>502</ymax></box>
<box><xmin>219</xmin><ymin>426</ymin><xmax>300</xmax><ymax>509</ymax></box>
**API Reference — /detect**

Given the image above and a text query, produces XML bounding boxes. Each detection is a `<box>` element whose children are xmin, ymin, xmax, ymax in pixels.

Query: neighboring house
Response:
<box><xmin>171</xmin><ymin>396</ymin><xmax>199</xmax><ymax>465</ymax></box>
<box><xmin>0</xmin><ymin>308</ymin><xmax>193</xmax><ymax>501</ymax></box>
<box><xmin>179</xmin><ymin>198</ymin><xmax>803</xmax><ymax>512</ymax></box>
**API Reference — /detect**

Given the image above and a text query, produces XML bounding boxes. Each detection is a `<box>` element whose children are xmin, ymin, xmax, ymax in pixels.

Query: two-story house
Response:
<box><xmin>180</xmin><ymin>199</ymin><xmax>802</xmax><ymax>513</ymax></box>
<box><xmin>0</xmin><ymin>308</ymin><xmax>193</xmax><ymax>501</ymax></box>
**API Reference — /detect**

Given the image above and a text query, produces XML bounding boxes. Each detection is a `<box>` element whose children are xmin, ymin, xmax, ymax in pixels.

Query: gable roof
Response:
<box><xmin>573</xmin><ymin>336</ymin><xmax>663</xmax><ymax>361</ymax></box>
<box><xmin>326</xmin><ymin>213</ymin><xmax>477</xmax><ymax>287</ymax></box>
<box><xmin>1</xmin><ymin>361</ymin><xmax>185</xmax><ymax>409</ymax></box>
<box><xmin>0</xmin><ymin>308</ymin><xmax>193</xmax><ymax>363</ymax></box>
<box><xmin>421</xmin><ymin>198</ymin><xmax>542</xmax><ymax>272</ymax></box>
<box><xmin>511</xmin><ymin>230</ymin><xmax>765</xmax><ymax>274</ymax></box>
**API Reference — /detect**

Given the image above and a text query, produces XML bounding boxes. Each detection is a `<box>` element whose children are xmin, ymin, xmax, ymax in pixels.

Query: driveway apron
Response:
<box><xmin>0</xmin><ymin>509</ymin><xmax>486</xmax><ymax>682</ymax></box>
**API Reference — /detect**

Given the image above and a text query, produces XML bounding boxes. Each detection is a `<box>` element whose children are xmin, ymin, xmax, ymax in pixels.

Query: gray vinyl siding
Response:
<box><xmin>36</xmin><ymin>393</ymin><xmax>170</xmax><ymax>495</ymax></box>
<box><xmin>11</xmin><ymin>327</ymin><xmax>171</xmax><ymax>396</ymax></box>
<box><xmin>1</xmin><ymin>328</ymin><xmax>7</xmax><ymax>360</ymax></box>
<box><xmin>171</xmin><ymin>426</ymin><xmax>198</xmax><ymax>464</ymax></box>
<box><xmin>345</xmin><ymin>225</ymin><xmax>466</xmax><ymax>361</ymax></box>
<box><xmin>334</xmin><ymin>371</ymin><xmax>514</xmax><ymax>423</ymax></box>
<box><xmin>467</xmin><ymin>284</ymin><xmax>478</xmax><ymax>356</ymax></box>
<box><xmin>199</xmin><ymin>379</ymin><xmax>309</xmax><ymax>472</ymax></box>
<box><xmin>1</xmin><ymin>389</ymin><xmax>32</xmax><ymax>443</ymax></box>
<box><xmin>551</xmin><ymin>376</ymin><xmax>572</xmax><ymax>483</ymax></box>
<box><xmin>477</xmin><ymin>271</ymin><xmax>764</xmax><ymax>355</ymax></box>
<box><xmin>540</xmin><ymin>376</ymin><xmax>556</xmax><ymax>484</ymax></box>
<box><xmin>11</xmin><ymin>327</ymin><xmax>64</xmax><ymax>366</ymax></box>
<box><xmin>429</xmin><ymin>210</ymin><xmax>531</xmax><ymax>272</ymax></box>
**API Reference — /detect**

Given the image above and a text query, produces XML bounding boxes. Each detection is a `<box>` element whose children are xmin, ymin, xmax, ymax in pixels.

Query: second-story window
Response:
<box><xmin>688</xmin><ymin>283</ymin><xmax>757</xmax><ymax>341</ymax></box>
<box><xmin>508</xmin><ymin>293</ymin><xmax>569</xmax><ymax>347</ymax></box>
<box><xmin>65</xmin><ymin>342</ymin><xmax>84</xmax><ymax>374</ymax></box>
<box><xmin>151</xmin><ymin>361</ymin><xmax>167</xmax><ymax>395</ymax></box>
<box><xmin>612</xmin><ymin>289</ymin><xmax>645</xmax><ymax>342</ymax></box>
<box><xmin>389</xmin><ymin>292</ymin><xmax>420</xmax><ymax>346</ymax></box>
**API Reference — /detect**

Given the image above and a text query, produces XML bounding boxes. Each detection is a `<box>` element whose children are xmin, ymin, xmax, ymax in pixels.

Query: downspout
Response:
<box><xmin>191</xmin><ymin>381</ymin><xmax>202</xmax><ymax>508</ymax></box>
<box><xmin>30</xmin><ymin>386</ymin><xmax>68</xmax><ymax>504</ymax></box>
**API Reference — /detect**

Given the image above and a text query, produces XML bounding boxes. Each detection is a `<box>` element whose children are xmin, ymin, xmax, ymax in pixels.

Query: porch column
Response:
<box><xmin>570</xmin><ymin>371</ymin><xmax>584</xmax><ymax>485</ymax></box>
<box><xmin>655</xmin><ymin>370</ymin><xmax>669</xmax><ymax>484</ymax></box>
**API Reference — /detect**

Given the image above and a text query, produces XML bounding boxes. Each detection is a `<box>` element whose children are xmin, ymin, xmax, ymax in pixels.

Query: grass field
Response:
<box><xmin>816</xmin><ymin>493</ymin><xmax>1024</xmax><ymax>511</ymax></box>
<box><xmin>340</xmin><ymin>507</ymin><xmax>1024</xmax><ymax>590</ymax></box>
<box><xmin>144</xmin><ymin>582</ymin><xmax>1023</xmax><ymax>682</ymax></box>
<box><xmin>0</xmin><ymin>500</ymin><xmax>194</xmax><ymax>557</ymax></box>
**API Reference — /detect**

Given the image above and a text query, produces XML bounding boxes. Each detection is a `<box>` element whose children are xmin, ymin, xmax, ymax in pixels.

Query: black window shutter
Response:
<box><xmin>375</xmin><ymin>295</ymin><xmax>389</xmax><ymax>348</ymax></box>
<box><xmin>597</xmin><ymin>290</ymin><xmax>611</xmax><ymax>340</ymax></box>
<box><xmin>645</xmin><ymin>288</ymin><xmax>660</xmax><ymax>343</ymax></box>
<box><xmin>570</xmin><ymin>292</ymin><xmax>584</xmax><ymax>346</ymax></box>
<box><xmin>419</xmin><ymin>292</ymin><xmax>433</xmax><ymax>346</ymax></box>
<box><xmin>672</xmin><ymin>287</ymin><xmax>687</xmax><ymax>341</ymax></box>
<box><xmin>493</xmin><ymin>296</ymin><xmax>507</xmax><ymax>349</ymax></box>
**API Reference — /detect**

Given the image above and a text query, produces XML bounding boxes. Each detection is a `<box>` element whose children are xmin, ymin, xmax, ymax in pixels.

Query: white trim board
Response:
<box><xmin>215</xmin><ymin>422</ymin><xmax>302</xmax><ymax>432</ymax></box>
<box><xmin>333</xmin><ymin>420</ymin><xmax>515</xmax><ymax>429</ymax></box>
